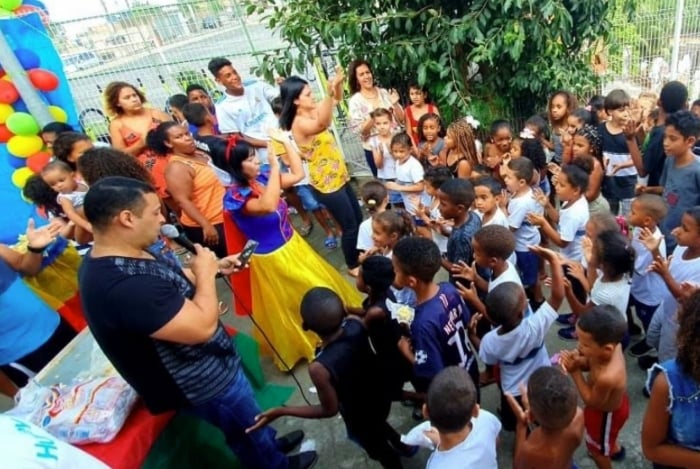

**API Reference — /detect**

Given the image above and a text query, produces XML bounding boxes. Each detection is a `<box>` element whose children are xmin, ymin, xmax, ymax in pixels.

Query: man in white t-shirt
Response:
<box><xmin>424</xmin><ymin>366</ymin><xmax>500</xmax><ymax>469</ymax></box>
<box><xmin>208</xmin><ymin>57</ymin><xmax>279</xmax><ymax>163</ymax></box>
<box><xmin>0</xmin><ymin>415</ymin><xmax>109</xmax><ymax>469</ymax></box>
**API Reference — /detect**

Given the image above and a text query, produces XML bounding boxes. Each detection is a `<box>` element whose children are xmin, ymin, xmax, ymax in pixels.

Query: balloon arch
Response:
<box><xmin>0</xmin><ymin>0</ymin><xmax>79</xmax><ymax>243</ymax></box>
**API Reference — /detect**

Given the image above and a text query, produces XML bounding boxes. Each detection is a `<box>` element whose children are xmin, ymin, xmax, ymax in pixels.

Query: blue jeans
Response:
<box><xmin>364</xmin><ymin>149</ymin><xmax>378</xmax><ymax>177</ymax></box>
<box><xmin>313</xmin><ymin>183</ymin><xmax>363</xmax><ymax>269</ymax></box>
<box><xmin>191</xmin><ymin>366</ymin><xmax>288</xmax><ymax>469</ymax></box>
<box><xmin>296</xmin><ymin>184</ymin><xmax>324</xmax><ymax>212</ymax></box>
<box><xmin>630</xmin><ymin>294</ymin><xmax>659</xmax><ymax>332</ymax></box>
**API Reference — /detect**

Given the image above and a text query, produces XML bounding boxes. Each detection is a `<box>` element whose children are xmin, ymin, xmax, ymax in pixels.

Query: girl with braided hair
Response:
<box><xmin>441</xmin><ymin>119</ymin><xmax>480</xmax><ymax>179</ymax></box>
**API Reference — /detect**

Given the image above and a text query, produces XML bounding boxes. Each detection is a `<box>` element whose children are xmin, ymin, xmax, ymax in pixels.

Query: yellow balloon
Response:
<box><xmin>0</xmin><ymin>103</ymin><xmax>13</xmax><ymax>123</ymax></box>
<box><xmin>11</xmin><ymin>166</ymin><xmax>34</xmax><ymax>189</ymax></box>
<box><xmin>7</xmin><ymin>135</ymin><xmax>43</xmax><ymax>157</ymax></box>
<box><xmin>48</xmin><ymin>105</ymin><xmax>68</xmax><ymax>123</ymax></box>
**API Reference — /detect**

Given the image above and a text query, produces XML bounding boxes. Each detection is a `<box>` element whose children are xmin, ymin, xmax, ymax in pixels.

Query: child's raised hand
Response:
<box><xmin>451</xmin><ymin>260</ymin><xmax>475</xmax><ymax>281</ymax></box>
<box><xmin>638</xmin><ymin>227</ymin><xmax>662</xmax><ymax>253</ymax></box>
<box><xmin>526</xmin><ymin>212</ymin><xmax>546</xmax><ymax>227</ymax></box>
<box><xmin>558</xmin><ymin>350</ymin><xmax>578</xmax><ymax>373</ymax></box>
<box><xmin>649</xmin><ymin>254</ymin><xmax>670</xmax><ymax>277</ymax></box>
<box><xmin>528</xmin><ymin>244</ymin><xmax>558</xmax><ymax>262</ymax></box>
<box><xmin>547</xmin><ymin>162</ymin><xmax>562</xmax><ymax>175</ymax></box>
<box><xmin>456</xmin><ymin>281</ymin><xmax>478</xmax><ymax>304</ymax></box>
<box><xmin>389</xmin><ymin>88</ymin><xmax>401</xmax><ymax>105</ymax></box>
<box><xmin>499</xmin><ymin>189</ymin><xmax>511</xmax><ymax>210</ymax></box>
<box><xmin>467</xmin><ymin>311</ymin><xmax>483</xmax><ymax>334</ymax></box>
<box><xmin>622</xmin><ymin>119</ymin><xmax>638</xmax><ymax>139</ymax></box>
<box><xmin>531</xmin><ymin>188</ymin><xmax>548</xmax><ymax>207</ymax></box>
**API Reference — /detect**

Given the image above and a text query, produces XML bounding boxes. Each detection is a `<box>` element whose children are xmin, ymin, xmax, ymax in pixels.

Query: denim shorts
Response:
<box><xmin>379</xmin><ymin>179</ymin><xmax>404</xmax><ymax>205</ymax></box>
<box><xmin>516</xmin><ymin>250</ymin><xmax>539</xmax><ymax>287</ymax></box>
<box><xmin>296</xmin><ymin>184</ymin><xmax>324</xmax><ymax>212</ymax></box>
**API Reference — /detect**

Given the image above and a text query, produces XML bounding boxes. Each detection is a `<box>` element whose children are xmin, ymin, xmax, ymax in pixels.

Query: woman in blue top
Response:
<box><xmin>643</xmin><ymin>287</ymin><xmax>700</xmax><ymax>468</ymax></box>
<box><xmin>0</xmin><ymin>220</ymin><xmax>75</xmax><ymax>396</ymax></box>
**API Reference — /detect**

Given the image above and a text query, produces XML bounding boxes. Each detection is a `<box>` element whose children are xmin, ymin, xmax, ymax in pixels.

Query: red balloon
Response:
<box><xmin>27</xmin><ymin>151</ymin><xmax>51</xmax><ymax>173</ymax></box>
<box><xmin>14</xmin><ymin>5</ymin><xmax>50</xmax><ymax>26</ymax></box>
<box><xmin>28</xmin><ymin>68</ymin><xmax>59</xmax><ymax>92</ymax></box>
<box><xmin>0</xmin><ymin>80</ymin><xmax>18</xmax><ymax>104</ymax></box>
<box><xmin>0</xmin><ymin>124</ymin><xmax>12</xmax><ymax>143</ymax></box>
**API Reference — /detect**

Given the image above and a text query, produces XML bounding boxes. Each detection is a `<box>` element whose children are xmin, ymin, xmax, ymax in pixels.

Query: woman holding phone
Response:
<box><xmin>222</xmin><ymin>131</ymin><xmax>361</xmax><ymax>371</ymax></box>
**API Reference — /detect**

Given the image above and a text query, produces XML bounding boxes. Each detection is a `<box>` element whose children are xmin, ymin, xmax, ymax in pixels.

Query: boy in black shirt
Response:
<box><xmin>247</xmin><ymin>287</ymin><xmax>416</xmax><ymax>468</ymax></box>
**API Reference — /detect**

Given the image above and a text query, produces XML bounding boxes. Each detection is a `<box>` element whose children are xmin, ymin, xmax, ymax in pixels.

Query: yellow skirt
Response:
<box><xmin>249</xmin><ymin>232</ymin><xmax>362</xmax><ymax>370</ymax></box>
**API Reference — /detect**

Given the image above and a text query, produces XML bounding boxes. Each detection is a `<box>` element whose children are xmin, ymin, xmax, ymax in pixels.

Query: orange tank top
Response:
<box><xmin>168</xmin><ymin>155</ymin><xmax>225</xmax><ymax>227</ymax></box>
<box><xmin>118</xmin><ymin>110</ymin><xmax>170</xmax><ymax>199</ymax></box>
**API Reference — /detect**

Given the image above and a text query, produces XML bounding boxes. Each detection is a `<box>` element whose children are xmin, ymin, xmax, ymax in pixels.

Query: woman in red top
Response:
<box><xmin>105</xmin><ymin>82</ymin><xmax>173</xmax><ymax>202</ymax></box>
<box><xmin>404</xmin><ymin>82</ymin><xmax>439</xmax><ymax>147</ymax></box>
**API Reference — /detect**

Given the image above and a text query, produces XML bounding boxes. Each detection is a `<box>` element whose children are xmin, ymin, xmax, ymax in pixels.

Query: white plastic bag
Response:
<box><xmin>401</xmin><ymin>420</ymin><xmax>437</xmax><ymax>450</ymax></box>
<box><xmin>6</xmin><ymin>376</ymin><xmax>138</xmax><ymax>444</ymax></box>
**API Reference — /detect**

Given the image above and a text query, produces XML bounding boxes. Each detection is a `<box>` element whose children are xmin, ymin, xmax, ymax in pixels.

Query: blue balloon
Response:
<box><xmin>22</xmin><ymin>0</ymin><xmax>47</xmax><ymax>9</ymax></box>
<box><xmin>13</xmin><ymin>100</ymin><xmax>28</xmax><ymax>113</ymax></box>
<box><xmin>6</xmin><ymin>154</ymin><xmax>26</xmax><ymax>169</ymax></box>
<box><xmin>14</xmin><ymin>48</ymin><xmax>40</xmax><ymax>70</ymax></box>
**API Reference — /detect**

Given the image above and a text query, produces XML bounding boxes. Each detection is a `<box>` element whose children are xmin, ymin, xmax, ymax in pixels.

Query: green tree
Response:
<box><xmin>244</xmin><ymin>0</ymin><xmax>636</xmax><ymax>123</ymax></box>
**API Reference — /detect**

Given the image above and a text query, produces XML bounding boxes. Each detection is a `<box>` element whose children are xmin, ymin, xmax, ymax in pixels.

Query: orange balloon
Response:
<box><xmin>0</xmin><ymin>80</ymin><xmax>18</xmax><ymax>104</ymax></box>
<box><xmin>0</xmin><ymin>123</ymin><xmax>12</xmax><ymax>142</ymax></box>
<box><xmin>14</xmin><ymin>5</ymin><xmax>50</xmax><ymax>26</ymax></box>
<box><xmin>27</xmin><ymin>151</ymin><xmax>52</xmax><ymax>173</ymax></box>
<box><xmin>28</xmin><ymin>68</ymin><xmax>59</xmax><ymax>92</ymax></box>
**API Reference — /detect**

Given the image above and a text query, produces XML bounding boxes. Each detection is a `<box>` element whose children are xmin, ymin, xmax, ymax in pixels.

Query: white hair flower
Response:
<box><xmin>464</xmin><ymin>115</ymin><xmax>480</xmax><ymax>130</ymax></box>
<box><xmin>520</xmin><ymin>127</ymin><xmax>536</xmax><ymax>139</ymax></box>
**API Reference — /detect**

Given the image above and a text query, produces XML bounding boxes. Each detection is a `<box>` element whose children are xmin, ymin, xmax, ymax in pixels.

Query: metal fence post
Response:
<box><xmin>670</xmin><ymin>0</ymin><xmax>685</xmax><ymax>79</ymax></box>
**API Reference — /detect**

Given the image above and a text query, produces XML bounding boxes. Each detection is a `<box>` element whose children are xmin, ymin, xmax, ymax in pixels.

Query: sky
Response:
<box><xmin>42</xmin><ymin>0</ymin><xmax>173</xmax><ymax>23</ymax></box>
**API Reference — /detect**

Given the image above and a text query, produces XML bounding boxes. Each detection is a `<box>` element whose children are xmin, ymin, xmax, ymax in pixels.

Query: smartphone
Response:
<box><xmin>238</xmin><ymin>239</ymin><xmax>260</xmax><ymax>267</ymax></box>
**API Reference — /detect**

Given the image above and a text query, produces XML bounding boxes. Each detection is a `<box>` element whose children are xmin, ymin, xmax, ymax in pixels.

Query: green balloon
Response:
<box><xmin>0</xmin><ymin>0</ymin><xmax>22</xmax><ymax>11</ymax></box>
<box><xmin>6</xmin><ymin>112</ymin><xmax>40</xmax><ymax>136</ymax></box>
<box><xmin>0</xmin><ymin>8</ymin><xmax>13</xmax><ymax>17</ymax></box>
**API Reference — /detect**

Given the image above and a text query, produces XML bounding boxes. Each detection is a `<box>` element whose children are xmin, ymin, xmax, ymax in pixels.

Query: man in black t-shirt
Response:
<box><xmin>79</xmin><ymin>177</ymin><xmax>316</xmax><ymax>469</ymax></box>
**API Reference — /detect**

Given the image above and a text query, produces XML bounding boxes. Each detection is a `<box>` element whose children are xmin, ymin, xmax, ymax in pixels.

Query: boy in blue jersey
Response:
<box><xmin>392</xmin><ymin>237</ymin><xmax>481</xmax><ymax>402</ymax></box>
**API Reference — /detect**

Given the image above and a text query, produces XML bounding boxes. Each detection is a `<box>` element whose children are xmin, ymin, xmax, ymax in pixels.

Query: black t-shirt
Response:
<box><xmin>315</xmin><ymin>318</ymin><xmax>389</xmax><ymax>429</ymax></box>
<box><xmin>193</xmin><ymin>134</ymin><xmax>229</xmax><ymax>171</ymax></box>
<box><xmin>363</xmin><ymin>292</ymin><xmax>412</xmax><ymax>400</ymax></box>
<box><xmin>643</xmin><ymin>125</ymin><xmax>666</xmax><ymax>187</ymax></box>
<box><xmin>599</xmin><ymin>123</ymin><xmax>637</xmax><ymax>200</ymax></box>
<box><xmin>78</xmin><ymin>252</ymin><xmax>239</xmax><ymax>414</ymax></box>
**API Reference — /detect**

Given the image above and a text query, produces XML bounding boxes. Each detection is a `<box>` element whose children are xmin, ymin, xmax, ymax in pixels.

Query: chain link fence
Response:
<box><xmin>45</xmin><ymin>0</ymin><xmax>369</xmax><ymax>175</ymax></box>
<box><xmin>46</xmin><ymin>1</ymin><xmax>700</xmax><ymax>175</ymax></box>
<box><xmin>602</xmin><ymin>0</ymin><xmax>700</xmax><ymax>99</ymax></box>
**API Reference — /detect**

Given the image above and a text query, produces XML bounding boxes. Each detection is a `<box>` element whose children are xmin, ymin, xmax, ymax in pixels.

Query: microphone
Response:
<box><xmin>160</xmin><ymin>224</ymin><xmax>197</xmax><ymax>254</ymax></box>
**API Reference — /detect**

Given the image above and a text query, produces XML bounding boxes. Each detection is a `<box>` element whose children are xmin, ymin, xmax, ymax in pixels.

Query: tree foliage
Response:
<box><xmin>244</xmin><ymin>0</ymin><xmax>636</xmax><ymax>123</ymax></box>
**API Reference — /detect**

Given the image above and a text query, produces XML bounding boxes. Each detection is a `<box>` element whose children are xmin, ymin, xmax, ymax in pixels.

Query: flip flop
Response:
<box><xmin>324</xmin><ymin>236</ymin><xmax>338</xmax><ymax>249</ymax></box>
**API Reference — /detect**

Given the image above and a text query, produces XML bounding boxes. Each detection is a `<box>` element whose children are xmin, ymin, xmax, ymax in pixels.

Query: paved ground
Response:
<box><xmin>217</xmin><ymin>183</ymin><xmax>653</xmax><ymax>469</ymax></box>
